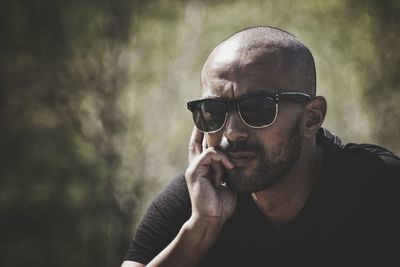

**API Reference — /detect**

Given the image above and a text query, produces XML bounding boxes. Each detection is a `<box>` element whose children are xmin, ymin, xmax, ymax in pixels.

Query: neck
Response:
<box><xmin>252</xmin><ymin>141</ymin><xmax>322</xmax><ymax>226</ymax></box>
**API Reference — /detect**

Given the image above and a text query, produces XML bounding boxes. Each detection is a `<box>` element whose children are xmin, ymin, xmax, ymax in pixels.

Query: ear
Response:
<box><xmin>303</xmin><ymin>96</ymin><xmax>327</xmax><ymax>138</ymax></box>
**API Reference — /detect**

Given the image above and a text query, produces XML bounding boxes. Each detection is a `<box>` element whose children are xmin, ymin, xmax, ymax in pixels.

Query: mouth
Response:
<box><xmin>226</xmin><ymin>151</ymin><xmax>257</xmax><ymax>167</ymax></box>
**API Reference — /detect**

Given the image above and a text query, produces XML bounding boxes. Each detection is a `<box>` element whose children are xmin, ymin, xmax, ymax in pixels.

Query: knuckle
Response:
<box><xmin>202</xmin><ymin>147</ymin><xmax>216</xmax><ymax>156</ymax></box>
<box><xmin>184</xmin><ymin>168</ymin><xmax>192</xmax><ymax>179</ymax></box>
<box><xmin>185</xmin><ymin>165</ymin><xmax>197</xmax><ymax>181</ymax></box>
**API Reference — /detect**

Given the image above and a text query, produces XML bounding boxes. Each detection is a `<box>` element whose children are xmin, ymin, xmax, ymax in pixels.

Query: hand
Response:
<box><xmin>184</xmin><ymin>127</ymin><xmax>237</xmax><ymax>223</ymax></box>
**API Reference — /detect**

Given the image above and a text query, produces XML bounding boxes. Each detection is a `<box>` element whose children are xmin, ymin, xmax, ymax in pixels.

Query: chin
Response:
<box><xmin>223</xmin><ymin>167</ymin><xmax>278</xmax><ymax>193</ymax></box>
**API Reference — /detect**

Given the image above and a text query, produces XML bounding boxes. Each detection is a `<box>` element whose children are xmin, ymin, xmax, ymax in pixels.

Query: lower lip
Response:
<box><xmin>228</xmin><ymin>153</ymin><xmax>257</xmax><ymax>167</ymax></box>
<box><xmin>231</xmin><ymin>157</ymin><xmax>256</xmax><ymax>167</ymax></box>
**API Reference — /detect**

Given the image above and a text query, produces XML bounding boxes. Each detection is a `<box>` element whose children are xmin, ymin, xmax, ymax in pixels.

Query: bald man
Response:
<box><xmin>122</xmin><ymin>26</ymin><xmax>400</xmax><ymax>267</ymax></box>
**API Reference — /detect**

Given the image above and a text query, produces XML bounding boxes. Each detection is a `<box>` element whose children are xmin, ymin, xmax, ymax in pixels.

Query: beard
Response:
<box><xmin>220</xmin><ymin>117</ymin><xmax>303</xmax><ymax>193</ymax></box>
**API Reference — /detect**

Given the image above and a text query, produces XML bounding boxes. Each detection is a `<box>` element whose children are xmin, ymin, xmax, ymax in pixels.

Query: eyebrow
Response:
<box><xmin>203</xmin><ymin>90</ymin><xmax>277</xmax><ymax>100</ymax></box>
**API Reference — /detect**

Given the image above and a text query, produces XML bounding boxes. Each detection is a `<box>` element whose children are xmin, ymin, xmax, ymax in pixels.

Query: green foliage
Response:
<box><xmin>1</xmin><ymin>0</ymin><xmax>145</xmax><ymax>266</ymax></box>
<box><xmin>1</xmin><ymin>0</ymin><xmax>399</xmax><ymax>266</ymax></box>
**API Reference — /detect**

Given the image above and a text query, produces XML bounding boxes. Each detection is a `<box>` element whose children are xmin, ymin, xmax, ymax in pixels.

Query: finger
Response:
<box><xmin>210</xmin><ymin>162</ymin><xmax>223</xmax><ymax>188</ymax></box>
<box><xmin>206</xmin><ymin>133</ymin><xmax>224</xmax><ymax>149</ymax></box>
<box><xmin>188</xmin><ymin>126</ymin><xmax>204</xmax><ymax>162</ymax></box>
<box><xmin>210</xmin><ymin>152</ymin><xmax>235</xmax><ymax>170</ymax></box>
<box><xmin>202</xmin><ymin>135</ymin><xmax>208</xmax><ymax>151</ymax></box>
<box><xmin>199</xmin><ymin>149</ymin><xmax>235</xmax><ymax>170</ymax></box>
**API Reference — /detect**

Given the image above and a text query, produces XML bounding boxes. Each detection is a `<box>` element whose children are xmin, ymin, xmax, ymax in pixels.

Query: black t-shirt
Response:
<box><xmin>125</xmin><ymin>129</ymin><xmax>400</xmax><ymax>266</ymax></box>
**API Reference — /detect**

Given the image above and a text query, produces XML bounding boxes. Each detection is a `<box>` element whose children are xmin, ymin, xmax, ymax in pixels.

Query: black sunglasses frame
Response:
<box><xmin>187</xmin><ymin>91</ymin><xmax>313</xmax><ymax>133</ymax></box>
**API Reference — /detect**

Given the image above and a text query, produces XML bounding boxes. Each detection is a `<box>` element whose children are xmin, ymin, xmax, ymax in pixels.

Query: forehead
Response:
<box><xmin>201</xmin><ymin>45</ymin><xmax>295</xmax><ymax>99</ymax></box>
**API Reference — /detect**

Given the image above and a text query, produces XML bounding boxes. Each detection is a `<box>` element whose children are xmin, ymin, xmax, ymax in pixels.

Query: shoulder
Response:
<box><xmin>336</xmin><ymin>143</ymin><xmax>400</xmax><ymax>180</ymax></box>
<box><xmin>318</xmin><ymin>128</ymin><xmax>400</xmax><ymax>177</ymax></box>
<box><xmin>340</xmin><ymin>143</ymin><xmax>400</xmax><ymax>172</ymax></box>
<box><xmin>317</xmin><ymin>129</ymin><xmax>400</xmax><ymax>223</ymax></box>
<box><xmin>141</xmin><ymin>173</ymin><xmax>191</xmax><ymax>233</ymax></box>
<box><xmin>124</xmin><ymin>174</ymin><xmax>190</xmax><ymax>264</ymax></box>
<box><xmin>155</xmin><ymin>173</ymin><xmax>190</xmax><ymax>203</ymax></box>
<box><xmin>152</xmin><ymin>173</ymin><xmax>191</xmax><ymax>219</ymax></box>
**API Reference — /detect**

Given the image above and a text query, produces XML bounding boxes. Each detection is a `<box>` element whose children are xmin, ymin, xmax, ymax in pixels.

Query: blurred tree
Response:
<box><xmin>348</xmin><ymin>0</ymin><xmax>400</xmax><ymax>152</ymax></box>
<box><xmin>0</xmin><ymin>0</ymin><xmax>152</xmax><ymax>266</ymax></box>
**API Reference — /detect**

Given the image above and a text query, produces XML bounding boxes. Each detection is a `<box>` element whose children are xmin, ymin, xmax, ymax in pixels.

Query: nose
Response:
<box><xmin>223</xmin><ymin>109</ymin><xmax>249</xmax><ymax>142</ymax></box>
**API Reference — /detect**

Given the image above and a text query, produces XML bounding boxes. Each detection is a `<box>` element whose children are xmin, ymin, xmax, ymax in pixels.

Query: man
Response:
<box><xmin>122</xmin><ymin>26</ymin><xmax>400</xmax><ymax>267</ymax></box>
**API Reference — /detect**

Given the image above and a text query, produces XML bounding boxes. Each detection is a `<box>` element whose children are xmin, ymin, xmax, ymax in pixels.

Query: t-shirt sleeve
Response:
<box><xmin>124</xmin><ymin>174</ymin><xmax>191</xmax><ymax>264</ymax></box>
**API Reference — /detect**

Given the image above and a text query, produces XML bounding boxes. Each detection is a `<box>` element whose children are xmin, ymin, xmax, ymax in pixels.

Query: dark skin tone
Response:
<box><xmin>122</xmin><ymin>35</ymin><xmax>327</xmax><ymax>267</ymax></box>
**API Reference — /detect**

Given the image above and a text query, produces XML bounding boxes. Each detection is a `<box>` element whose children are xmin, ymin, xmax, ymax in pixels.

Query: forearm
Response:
<box><xmin>147</xmin><ymin>215</ymin><xmax>224</xmax><ymax>267</ymax></box>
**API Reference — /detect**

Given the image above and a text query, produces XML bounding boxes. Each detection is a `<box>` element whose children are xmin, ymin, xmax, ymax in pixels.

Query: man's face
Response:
<box><xmin>201</xmin><ymin>44</ymin><xmax>306</xmax><ymax>193</ymax></box>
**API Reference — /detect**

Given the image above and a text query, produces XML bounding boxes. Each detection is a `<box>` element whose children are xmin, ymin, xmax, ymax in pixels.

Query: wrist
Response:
<box><xmin>188</xmin><ymin>212</ymin><xmax>225</xmax><ymax>226</ymax></box>
<box><xmin>147</xmin><ymin>215</ymin><xmax>224</xmax><ymax>267</ymax></box>
<box><xmin>184</xmin><ymin>214</ymin><xmax>225</xmax><ymax>243</ymax></box>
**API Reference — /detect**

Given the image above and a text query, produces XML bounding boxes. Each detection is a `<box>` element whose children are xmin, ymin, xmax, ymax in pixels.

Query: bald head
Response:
<box><xmin>201</xmin><ymin>26</ymin><xmax>316</xmax><ymax>97</ymax></box>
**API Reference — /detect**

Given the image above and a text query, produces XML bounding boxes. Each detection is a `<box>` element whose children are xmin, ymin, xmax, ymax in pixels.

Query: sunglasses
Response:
<box><xmin>187</xmin><ymin>92</ymin><xmax>313</xmax><ymax>133</ymax></box>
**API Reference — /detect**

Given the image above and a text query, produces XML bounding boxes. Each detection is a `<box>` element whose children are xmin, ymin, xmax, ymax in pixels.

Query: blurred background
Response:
<box><xmin>1</xmin><ymin>0</ymin><xmax>399</xmax><ymax>266</ymax></box>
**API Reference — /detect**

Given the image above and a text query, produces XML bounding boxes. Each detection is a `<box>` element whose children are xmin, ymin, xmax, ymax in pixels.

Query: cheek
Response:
<box><xmin>269</xmin><ymin>106</ymin><xmax>305</xmax><ymax>136</ymax></box>
<box><xmin>251</xmin><ymin>116</ymin><xmax>302</xmax><ymax>150</ymax></box>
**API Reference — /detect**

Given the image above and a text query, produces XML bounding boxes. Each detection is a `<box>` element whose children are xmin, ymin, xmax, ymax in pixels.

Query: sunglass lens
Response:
<box><xmin>191</xmin><ymin>99</ymin><xmax>227</xmax><ymax>132</ymax></box>
<box><xmin>239</xmin><ymin>96</ymin><xmax>276</xmax><ymax>127</ymax></box>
